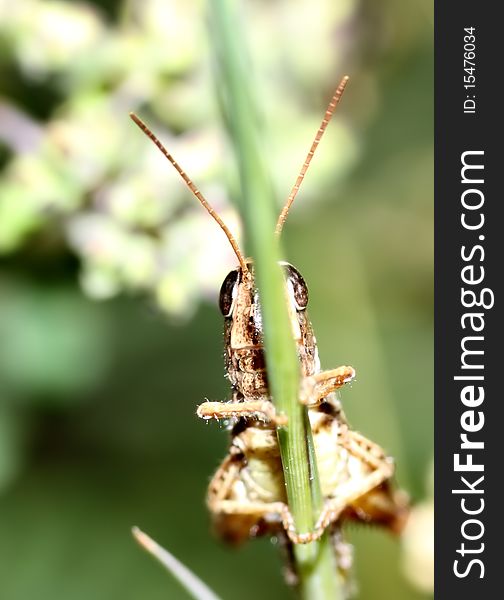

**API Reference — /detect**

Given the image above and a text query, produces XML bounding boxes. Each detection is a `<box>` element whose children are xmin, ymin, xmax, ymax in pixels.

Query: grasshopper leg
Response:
<box><xmin>340</xmin><ymin>430</ymin><xmax>410</xmax><ymax>532</ymax></box>
<box><xmin>300</xmin><ymin>365</ymin><xmax>355</xmax><ymax>407</ymax></box>
<box><xmin>206</xmin><ymin>453</ymin><xmax>326</xmax><ymax>545</ymax></box>
<box><xmin>206</xmin><ymin>424</ymin><xmax>403</xmax><ymax>545</ymax></box>
<box><xmin>197</xmin><ymin>400</ymin><xmax>287</xmax><ymax>426</ymax></box>
<box><xmin>206</xmin><ymin>450</ymin><xmax>294</xmax><ymax>543</ymax></box>
<box><xmin>306</xmin><ymin>429</ymin><xmax>395</xmax><ymax>543</ymax></box>
<box><xmin>287</xmin><ymin>428</ymin><xmax>396</xmax><ymax>544</ymax></box>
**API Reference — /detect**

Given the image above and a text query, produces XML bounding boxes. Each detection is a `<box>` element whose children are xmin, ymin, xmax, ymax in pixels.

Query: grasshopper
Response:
<box><xmin>130</xmin><ymin>76</ymin><xmax>408</xmax><ymax>549</ymax></box>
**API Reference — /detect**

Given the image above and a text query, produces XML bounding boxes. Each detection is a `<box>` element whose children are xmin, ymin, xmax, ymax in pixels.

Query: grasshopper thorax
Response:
<box><xmin>219</xmin><ymin>261</ymin><xmax>320</xmax><ymax>399</ymax></box>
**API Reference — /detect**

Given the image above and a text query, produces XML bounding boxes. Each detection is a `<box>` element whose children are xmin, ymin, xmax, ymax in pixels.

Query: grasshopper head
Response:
<box><xmin>218</xmin><ymin>261</ymin><xmax>309</xmax><ymax>344</ymax></box>
<box><xmin>219</xmin><ymin>261</ymin><xmax>318</xmax><ymax>395</ymax></box>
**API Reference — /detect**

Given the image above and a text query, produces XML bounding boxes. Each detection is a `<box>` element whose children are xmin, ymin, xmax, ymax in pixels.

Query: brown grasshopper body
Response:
<box><xmin>130</xmin><ymin>74</ymin><xmax>408</xmax><ymax>554</ymax></box>
<box><xmin>198</xmin><ymin>261</ymin><xmax>408</xmax><ymax>545</ymax></box>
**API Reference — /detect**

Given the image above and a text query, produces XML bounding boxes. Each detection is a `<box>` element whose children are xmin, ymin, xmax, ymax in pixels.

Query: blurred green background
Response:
<box><xmin>0</xmin><ymin>0</ymin><xmax>432</xmax><ymax>598</ymax></box>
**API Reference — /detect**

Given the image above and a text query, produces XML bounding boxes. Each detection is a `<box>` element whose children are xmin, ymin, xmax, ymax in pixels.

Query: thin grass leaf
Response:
<box><xmin>132</xmin><ymin>527</ymin><xmax>223</xmax><ymax>600</ymax></box>
<box><xmin>208</xmin><ymin>0</ymin><xmax>343</xmax><ymax>597</ymax></box>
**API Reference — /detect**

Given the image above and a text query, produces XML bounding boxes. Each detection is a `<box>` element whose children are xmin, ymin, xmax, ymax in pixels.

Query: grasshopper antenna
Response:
<box><xmin>130</xmin><ymin>112</ymin><xmax>249</xmax><ymax>274</ymax></box>
<box><xmin>275</xmin><ymin>75</ymin><xmax>349</xmax><ymax>236</ymax></box>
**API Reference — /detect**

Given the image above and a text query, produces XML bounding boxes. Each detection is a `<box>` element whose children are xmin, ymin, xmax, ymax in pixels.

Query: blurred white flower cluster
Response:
<box><xmin>402</xmin><ymin>462</ymin><xmax>434</xmax><ymax>593</ymax></box>
<box><xmin>0</xmin><ymin>0</ymin><xmax>359</xmax><ymax>317</ymax></box>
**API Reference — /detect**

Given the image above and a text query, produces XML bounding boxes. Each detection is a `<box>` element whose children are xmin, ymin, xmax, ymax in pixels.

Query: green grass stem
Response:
<box><xmin>208</xmin><ymin>1</ymin><xmax>343</xmax><ymax>597</ymax></box>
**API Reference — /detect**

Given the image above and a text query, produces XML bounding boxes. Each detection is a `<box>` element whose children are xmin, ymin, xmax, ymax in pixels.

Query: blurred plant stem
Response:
<box><xmin>132</xmin><ymin>528</ymin><xmax>222</xmax><ymax>600</ymax></box>
<box><xmin>209</xmin><ymin>1</ymin><xmax>342</xmax><ymax>597</ymax></box>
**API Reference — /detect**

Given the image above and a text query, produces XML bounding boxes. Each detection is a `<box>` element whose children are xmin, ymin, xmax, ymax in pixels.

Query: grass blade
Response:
<box><xmin>132</xmin><ymin>527</ymin><xmax>223</xmax><ymax>600</ymax></box>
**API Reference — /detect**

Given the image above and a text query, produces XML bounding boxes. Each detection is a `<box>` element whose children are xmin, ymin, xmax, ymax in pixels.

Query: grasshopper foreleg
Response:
<box><xmin>300</xmin><ymin>365</ymin><xmax>355</xmax><ymax>406</ymax></box>
<box><xmin>197</xmin><ymin>400</ymin><xmax>288</xmax><ymax>426</ymax></box>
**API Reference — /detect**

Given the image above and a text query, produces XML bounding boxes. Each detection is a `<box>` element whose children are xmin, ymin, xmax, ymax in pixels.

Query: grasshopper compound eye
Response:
<box><xmin>281</xmin><ymin>262</ymin><xmax>309</xmax><ymax>311</ymax></box>
<box><xmin>219</xmin><ymin>269</ymin><xmax>240</xmax><ymax>317</ymax></box>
